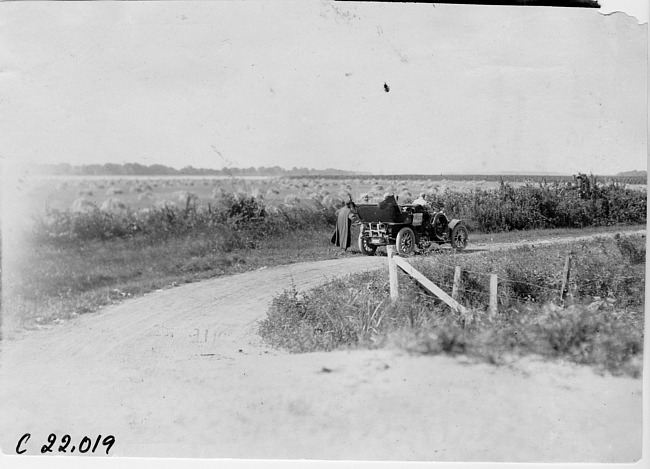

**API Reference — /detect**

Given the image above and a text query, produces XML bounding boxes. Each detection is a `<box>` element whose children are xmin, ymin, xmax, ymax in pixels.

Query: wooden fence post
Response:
<box><xmin>560</xmin><ymin>251</ymin><xmax>573</xmax><ymax>305</ymax></box>
<box><xmin>387</xmin><ymin>245</ymin><xmax>399</xmax><ymax>300</ymax></box>
<box><xmin>392</xmin><ymin>256</ymin><xmax>469</xmax><ymax>315</ymax></box>
<box><xmin>452</xmin><ymin>266</ymin><xmax>462</xmax><ymax>301</ymax></box>
<box><xmin>489</xmin><ymin>274</ymin><xmax>498</xmax><ymax>315</ymax></box>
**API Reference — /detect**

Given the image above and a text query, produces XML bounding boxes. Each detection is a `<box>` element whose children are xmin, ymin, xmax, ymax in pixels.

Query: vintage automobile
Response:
<box><xmin>355</xmin><ymin>196</ymin><xmax>468</xmax><ymax>256</ymax></box>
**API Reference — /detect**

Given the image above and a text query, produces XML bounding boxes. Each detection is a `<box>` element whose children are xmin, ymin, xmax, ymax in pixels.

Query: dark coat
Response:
<box><xmin>331</xmin><ymin>206</ymin><xmax>359</xmax><ymax>250</ymax></box>
<box><xmin>378</xmin><ymin>194</ymin><xmax>398</xmax><ymax>210</ymax></box>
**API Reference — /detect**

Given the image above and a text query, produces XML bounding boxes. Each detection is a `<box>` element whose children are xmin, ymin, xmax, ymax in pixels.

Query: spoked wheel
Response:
<box><xmin>358</xmin><ymin>235</ymin><xmax>378</xmax><ymax>256</ymax></box>
<box><xmin>395</xmin><ymin>227</ymin><xmax>416</xmax><ymax>256</ymax></box>
<box><xmin>451</xmin><ymin>224</ymin><xmax>469</xmax><ymax>250</ymax></box>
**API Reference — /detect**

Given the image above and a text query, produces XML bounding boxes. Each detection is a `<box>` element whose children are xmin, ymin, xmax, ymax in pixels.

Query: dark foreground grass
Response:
<box><xmin>259</xmin><ymin>235</ymin><xmax>645</xmax><ymax>377</ymax></box>
<box><xmin>4</xmin><ymin>226</ymin><xmax>337</xmax><ymax>328</ymax></box>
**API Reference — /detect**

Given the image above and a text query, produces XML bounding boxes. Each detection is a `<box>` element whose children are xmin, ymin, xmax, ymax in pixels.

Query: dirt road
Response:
<box><xmin>0</xmin><ymin>231</ymin><xmax>644</xmax><ymax>462</ymax></box>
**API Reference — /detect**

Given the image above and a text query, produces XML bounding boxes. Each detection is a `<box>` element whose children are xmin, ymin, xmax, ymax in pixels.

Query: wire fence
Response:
<box><xmin>392</xmin><ymin>252</ymin><xmax>641</xmax><ymax>311</ymax></box>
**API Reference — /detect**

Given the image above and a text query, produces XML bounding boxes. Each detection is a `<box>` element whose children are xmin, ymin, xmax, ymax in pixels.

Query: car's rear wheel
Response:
<box><xmin>358</xmin><ymin>235</ymin><xmax>378</xmax><ymax>256</ymax></box>
<box><xmin>451</xmin><ymin>224</ymin><xmax>469</xmax><ymax>250</ymax></box>
<box><xmin>395</xmin><ymin>227</ymin><xmax>416</xmax><ymax>256</ymax></box>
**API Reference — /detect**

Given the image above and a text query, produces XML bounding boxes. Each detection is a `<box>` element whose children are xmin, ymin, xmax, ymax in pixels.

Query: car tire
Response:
<box><xmin>395</xmin><ymin>227</ymin><xmax>416</xmax><ymax>256</ymax></box>
<box><xmin>358</xmin><ymin>235</ymin><xmax>378</xmax><ymax>256</ymax></box>
<box><xmin>451</xmin><ymin>224</ymin><xmax>469</xmax><ymax>250</ymax></box>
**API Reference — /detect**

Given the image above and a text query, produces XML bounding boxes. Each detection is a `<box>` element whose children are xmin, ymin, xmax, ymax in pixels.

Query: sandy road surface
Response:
<box><xmin>0</xmin><ymin>231</ymin><xmax>644</xmax><ymax>462</ymax></box>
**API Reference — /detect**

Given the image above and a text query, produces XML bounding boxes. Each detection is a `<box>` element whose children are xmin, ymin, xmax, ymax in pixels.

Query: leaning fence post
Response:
<box><xmin>452</xmin><ymin>266</ymin><xmax>462</xmax><ymax>301</ymax></box>
<box><xmin>387</xmin><ymin>245</ymin><xmax>399</xmax><ymax>300</ymax></box>
<box><xmin>392</xmin><ymin>256</ymin><xmax>468</xmax><ymax>315</ymax></box>
<box><xmin>560</xmin><ymin>251</ymin><xmax>573</xmax><ymax>305</ymax></box>
<box><xmin>489</xmin><ymin>274</ymin><xmax>498</xmax><ymax>315</ymax></box>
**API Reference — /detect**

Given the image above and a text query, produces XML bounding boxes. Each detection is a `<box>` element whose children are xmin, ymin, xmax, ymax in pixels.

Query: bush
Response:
<box><xmin>260</xmin><ymin>272</ymin><xmax>420</xmax><ymax>352</ymax></box>
<box><xmin>222</xmin><ymin>193</ymin><xmax>265</xmax><ymax>223</ymax></box>
<box><xmin>435</xmin><ymin>177</ymin><xmax>646</xmax><ymax>232</ymax></box>
<box><xmin>32</xmin><ymin>193</ymin><xmax>337</xmax><ymax>246</ymax></box>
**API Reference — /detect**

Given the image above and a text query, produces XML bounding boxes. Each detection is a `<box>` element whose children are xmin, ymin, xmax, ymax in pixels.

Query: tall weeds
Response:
<box><xmin>32</xmin><ymin>195</ymin><xmax>337</xmax><ymax>245</ymax></box>
<box><xmin>259</xmin><ymin>236</ymin><xmax>645</xmax><ymax>376</ymax></box>
<box><xmin>434</xmin><ymin>178</ymin><xmax>646</xmax><ymax>232</ymax></box>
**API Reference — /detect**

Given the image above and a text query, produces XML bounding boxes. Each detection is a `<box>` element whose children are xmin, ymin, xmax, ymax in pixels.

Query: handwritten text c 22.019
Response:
<box><xmin>15</xmin><ymin>433</ymin><xmax>115</xmax><ymax>455</ymax></box>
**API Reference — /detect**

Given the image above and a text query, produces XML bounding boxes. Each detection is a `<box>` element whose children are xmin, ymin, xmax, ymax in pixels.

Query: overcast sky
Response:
<box><xmin>1</xmin><ymin>1</ymin><xmax>647</xmax><ymax>175</ymax></box>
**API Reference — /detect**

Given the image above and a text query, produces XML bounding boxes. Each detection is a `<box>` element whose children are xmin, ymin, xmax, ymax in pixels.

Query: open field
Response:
<box><xmin>21</xmin><ymin>173</ymin><xmax>646</xmax><ymax>215</ymax></box>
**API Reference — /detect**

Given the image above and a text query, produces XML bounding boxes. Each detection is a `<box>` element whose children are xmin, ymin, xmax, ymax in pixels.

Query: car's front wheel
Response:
<box><xmin>451</xmin><ymin>224</ymin><xmax>469</xmax><ymax>250</ymax></box>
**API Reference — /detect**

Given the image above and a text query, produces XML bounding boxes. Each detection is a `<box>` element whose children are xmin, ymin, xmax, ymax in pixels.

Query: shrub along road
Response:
<box><xmin>0</xmin><ymin>230</ymin><xmax>644</xmax><ymax>462</ymax></box>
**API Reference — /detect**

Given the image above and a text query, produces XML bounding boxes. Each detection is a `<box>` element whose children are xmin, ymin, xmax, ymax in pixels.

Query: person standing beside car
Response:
<box><xmin>331</xmin><ymin>201</ymin><xmax>360</xmax><ymax>251</ymax></box>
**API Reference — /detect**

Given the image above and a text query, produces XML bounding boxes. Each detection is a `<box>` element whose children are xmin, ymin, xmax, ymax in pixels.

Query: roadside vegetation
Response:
<box><xmin>7</xmin><ymin>195</ymin><xmax>337</xmax><ymax>328</ymax></box>
<box><xmin>259</xmin><ymin>234</ymin><xmax>645</xmax><ymax>377</ymax></box>
<box><xmin>27</xmin><ymin>173</ymin><xmax>647</xmax><ymax>244</ymax></box>
<box><xmin>436</xmin><ymin>176</ymin><xmax>646</xmax><ymax>232</ymax></box>
<box><xmin>7</xmin><ymin>173</ymin><xmax>647</xmax><ymax>338</ymax></box>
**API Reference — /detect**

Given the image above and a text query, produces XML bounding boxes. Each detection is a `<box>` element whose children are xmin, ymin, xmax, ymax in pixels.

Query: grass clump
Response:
<box><xmin>260</xmin><ymin>272</ymin><xmax>391</xmax><ymax>352</ymax></box>
<box><xmin>259</xmin><ymin>235</ymin><xmax>645</xmax><ymax>377</ymax></box>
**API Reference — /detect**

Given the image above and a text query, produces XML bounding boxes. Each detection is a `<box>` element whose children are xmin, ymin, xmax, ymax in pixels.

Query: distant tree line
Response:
<box><xmin>33</xmin><ymin>162</ymin><xmax>363</xmax><ymax>177</ymax></box>
<box><xmin>297</xmin><ymin>173</ymin><xmax>647</xmax><ymax>185</ymax></box>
